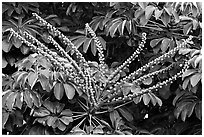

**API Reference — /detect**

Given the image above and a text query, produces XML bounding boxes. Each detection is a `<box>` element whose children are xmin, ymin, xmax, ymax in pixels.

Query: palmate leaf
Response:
<box><xmin>174</xmin><ymin>92</ymin><xmax>199</xmax><ymax>121</ymax></box>
<box><xmin>109</xmin><ymin>20</ymin><xmax>122</xmax><ymax>37</ymax></box>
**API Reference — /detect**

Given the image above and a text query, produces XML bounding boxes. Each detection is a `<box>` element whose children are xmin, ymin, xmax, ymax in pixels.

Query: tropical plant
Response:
<box><xmin>2</xmin><ymin>2</ymin><xmax>202</xmax><ymax>135</ymax></box>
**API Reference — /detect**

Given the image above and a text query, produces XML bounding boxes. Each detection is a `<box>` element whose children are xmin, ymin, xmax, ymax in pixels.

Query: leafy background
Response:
<box><xmin>2</xmin><ymin>2</ymin><xmax>202</xmax><ymax>135</ymax></box>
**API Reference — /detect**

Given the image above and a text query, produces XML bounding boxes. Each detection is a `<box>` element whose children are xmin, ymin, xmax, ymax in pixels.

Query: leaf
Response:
<box><xmin>60</xmin><ymin>109</ymin><xmax>73</xmax><ymax>116</ymax></box>
<box><xmin>154</xmin><ymin>8</ymin><xmax>163</xmax><ymax>20</ymax></box>
<box><xmin>182</xmin><ymin>69</ymin><xmax>197</xmax><ymax>78</ymax></box>
<box><xmin>138</xmin><ymin>2</ymin><xmax>148</xmax><ymax>9</ymax></box>
<box><xmin>179</xmin><ymin>48</ymin><xmax>192</xmax><ymax>55</ymax></box>
<box><xmin>98</xmin><ymin>36</ymin><xmax>106</xmax><ymax>50</ymax></box>
<box><xmin>24</xmin><ymin>90</ymin><xmax>33</xmax><ymax>108</ymax></box>
<box><xmin>46</xmin><ymin>116</ymin><xmax>57</xmax><ymax>127</ymax></box>
<box><xmin>139</xmin><ymin>14</ymin><xmax>148</xmax><ymax>26</ymax></box>
<box><xmin>30</xmin><ymin>90</ymin><xmax>41</xmax><ymax>107</ymax></box>
<box><xmin>142</xmin><ymin>93</ymin><xmax>151</xmax><ymax>105</ymax></box>
<box><xmin>43</xmin><ymin>100</ymin><xmax>54</xmax><ymax>113</ymax></box>
<box><xmin>182</xmin><ymin>78</ymin><xmax>190</xmax><ymax>89</ymax></box>
<box><xmin>194</xmin><ymin>55</ymin><xmax>202</xmax><ymax>68</ymax></box>
<box><xmin>145</xmin><ymin>5</ymin><xmax>155</xmax><ymax>19</ymax></box>
<box><xmin>15</xmin><ymin>92</ymin><xmax>23</xmax><ymax>109</ymax></box>
<box><xmin>180</xmin><ymin>104</ymin><xmax>189</xmax><ymax>121</ymax></box>
<box><xmin>164</xmin><ymin>7</ymin><xmax>173</xmax><ymax>15</ymax></box>
<box><xmin>125</xmin><ymin>20</ymin><xmax>132</xmax><ymax>34</ymax></box>
<box><xmin>195</xmin><ymin>102</ymin><xmax>201</xmax><ymax>120</ymax></box>
<box><xmin>118</xmin><ymin>20</ymin><xmax>126</xmax><ymax>36</ymax></box>
<box><xmin>83</xmin><ymin>38</ymin><xmax>92</xmax><ymax>53</ymax></box>
<box><xmin>109</xmin><ymin>20</ymin><xmax>122</xmax><ymax>37</ymax></box>
<box><xmin>187</xmin><ymin>102</ymin><xmax>197</xmax><ymax>118</ymax></box>
<box><xmin>190</xmin><ymin>73</ymin><xmax>201</xmax><ymax>87</ymax></box>
<box><xmin>2</xmin><ymin>39</ymin><xmax>12</xmax><ymax>52</ymax></box>
<box><xmin>58</xmin><ymin>120</ymin><xmax>67</xmax><ymax>131</ymax></box>
<box><xmin>161</xmin><ymin>12</ymin><xmax>170</xmax><ymax>26</ymax></box>
<box><xmin>20</xmin><ymin>45</ymin><xmax>30</xmax><ymax>55</ymax></box>
<box><xmin>172</xmin><ymin>10</ymin><xmax>180</xmax><ymax>23</ymax></box>
<box><xmin>150</xmin><ymin>38</ymin><xmax>163</xmax><ymax>48</ymax></box>
<box><xmin>27</xmin><ymin>72</ymin><xmax>38</xmax><ymax>89</ymax></box>
<box><xmin>191</xmin><ymin>4</ymin><xmax>198</xmax><ymax>17</ymax></box>
<box><xmin>64</xmin><ymin>83</ymin><xmax>75</xmax><ymax>100</ymax></box>
<box><xmin>6</xmin><ymin>92</ymin><xmax>17</xmax><ymax>111</ymax></box>
<box><xmin>192</xmin><ymin>19</ymin><xmax>198</xmax><ymax>30</ymax></box>
<box><xmin>118</xmin><ymin>107</ymin><xmax>133</xmax><ymax>122</ymax></box>
<box><xmin>161</xmin><ymin>38</ymin><xmax>170</xmax><ymax>52</ymax></box>
<box><xmin>2</xmin><ymin>109</ymin><xmax>10</xmax><ymax>128</ymax></box>
<box><xmin>54</xmin><ymin>83</ymin><xmax>65</xmax><ymax>100</ymax></box>
<box><xmin>109</xmin><ymin>110</ymin><xmax>120</xmax><ymax>128</ymax></box>
<box><xmin>183</xmin><ymin>22</ymin><xmax>192</xmax><ymax>35</ymax></box>
<box><xmin>148</xmin><ymin>93</ymin><xmax>157</xmax><ymax>106</ymax></box>
<box><xmin>39</xmin><ymin>69</ymin><xmax>50</xmax><ymax>78</ymax></box>
<box><xmin>13</xmin><ymin>38</ymin><xmax>22</xmax><ymax>48</ymax></box>
<box><xmin>59</xmin><ymin>116</ymin><xmax>73</xmax><ymax>125</ymax></box>
<box><xmin>73</xmin><ymin>36</ymin><xmax>86</xmax><ymax>49</ymax></box>
<box><xmin>142</xmin><ymin>77</ymin><xmax>152</xmax><ymax>85</ymax></box>
<box><xmin>2</xmin><ymin>56</ymin><xmax>8</xmax><ymax>68</ymax></box>
<box><xmin>172</xmin><ymin>91</ymin><xmax>185</xmax><ymax>106</ymax></box>
<box><xmin>91</xmin><ymin>40</ymin><xmax>97</xmax><ymax>56</ymax></box>
<box><xmin>38</xmin><ymin>74</ymin><xmax>49</xmax><ymax>91</ymax></box>
<box><xmin>133</xmin><ymin>96</ymin><xmax>142</xmax><ymax>104</ymax></box>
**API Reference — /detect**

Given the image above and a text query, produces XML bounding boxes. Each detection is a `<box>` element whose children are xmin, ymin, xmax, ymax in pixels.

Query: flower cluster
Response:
<box><xmin>10</xmin><ymin>13</ymin><xmax>193</xmax><ymax>110</ymax></box>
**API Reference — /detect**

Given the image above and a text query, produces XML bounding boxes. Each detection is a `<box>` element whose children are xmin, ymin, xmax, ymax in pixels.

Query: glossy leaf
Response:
<box><xmin>145</xmin><ymin>5</ymin><xmax>155</xmax><ymax>19</ymax></box>
<box><xmin>183</xmin><ymin>22</ymin><xmax>192</xmax><ymax>35</ymax></box>
<box><xmin>64</xmin><ymin>83</ymin><xmax>75</xmax><ymax>99</ymax></box>
<box><xmin>190</xmin><ymin>73</ymin><xmax>201</xmax><ymax>87</ymax></box>
<box><xmin>150</xmin><ymin>38</ymin><xmax>163</xmax><ymax>48</ymax></box>
<box><xmin>154</xmin><ymin>8</ymin><xmax>163</xmax><ymax>20</ymax></box>
<box><xmin>27</xmin><ymin>72</ymin><xmax>38</xmax><ymax>89</ymax></box>
<box><xmin>6</xmin><ymin>92</ymin><xmax>17</xmax><ymax>111</ymax></box>
<box><xmin>2</xmin><ymin>56</ymin><xmax>8</xmax><ymax>68</ymax></box>
<box><xmin>54</xmin><ymin>83</ymin><xmax>65</xmax><ymax>100</ymax></box>
<box><xmin>195</xmin><ymin>102</ymin><xmax>201</xmax><ymax>120</ymax></box>
<box><xmin>33</xmin><ymin>107</ymin><xmax>50</xmax><ymax>117</ymax></box>
<box><xmin>59</xmin><ymin>116</ymin><xmax>73</xmax><ymax>125</ymax></box>
<box><xmin>161</xmin><ymin>12</ymin><xmax>170</xmax><ymax>26</ymax></box>
<box><xmin>83</xmin><ymin>38</ymin><xmax>92</xmax><ymax>53</ymax></box>
<box><xmin>142</xmin><ymin>93</ymin><xmax>151</xmax><ymax>105</ymax></box>
<box><xmin>118</xmin><ymin>107</ymin><xmax>133</xmax><ymax>122</ymax></box>
<box><xmin>138</xmin><ymin>2</ymin><xmax>148</xmax><ymax>9</ymax></box>
<box><xmin>109</xmin><ymin>19</ymin><xmax>122</xmax><ymax>37</ymax></box>
<box><xmin>161</xmin><ymin>38</ymin><xmax>170</xmax><ymax>52</ymax></box>
<box><xmin>24</xmin><ymin>90</ymin><xmax>33</xmax><ymax>108</ymax></box>
<box><xmin>2</xmin><ymin>39</ymin><xmax>12</xmax><ymax>53</ymax></box>
<box><xmin>2</xmin><ymin>109</ymin><xmax>10</xmax><ymax>128</ymax></box>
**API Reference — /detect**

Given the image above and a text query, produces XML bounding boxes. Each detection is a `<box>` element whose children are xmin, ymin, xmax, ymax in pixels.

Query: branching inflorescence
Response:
<box><xmin>9</xmin><ymin>13</ymin><xmax>193</xmax><ymax>111</ymax></box>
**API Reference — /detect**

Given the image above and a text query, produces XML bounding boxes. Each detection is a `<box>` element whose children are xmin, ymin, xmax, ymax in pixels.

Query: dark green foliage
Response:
<box><xmin>2</xmin><ymin>2</ymin><xmax>202</xmax><ymax>135</ymax></box>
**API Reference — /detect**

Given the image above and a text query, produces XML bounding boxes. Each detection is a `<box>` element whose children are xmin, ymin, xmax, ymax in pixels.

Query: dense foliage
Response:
<box><xmin>2</xmin><ymin>2</ymin><xmax>202</xmax><ymax>135</ymax></box>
